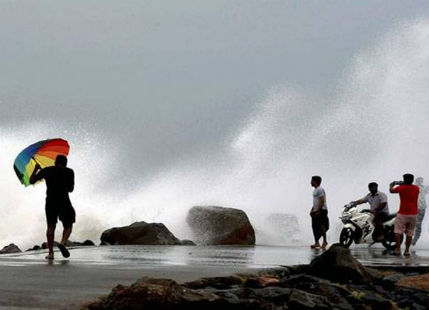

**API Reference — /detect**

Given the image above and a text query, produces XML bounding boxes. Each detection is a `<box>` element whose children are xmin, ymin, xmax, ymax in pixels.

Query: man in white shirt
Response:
<box><xmin>310</xmin><ymin>176</ymin><xmax>329</xmax><ymax>249</ymax></box>
<box><xmin>350</xmin><ymin>182</ymin><xmax>389</xmax><ymax>241</ymax></box>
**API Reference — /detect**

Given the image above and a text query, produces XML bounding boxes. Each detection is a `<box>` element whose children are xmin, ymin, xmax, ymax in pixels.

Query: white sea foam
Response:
<box><xmin>0</xmin><ymin>20</ymin><xmax>427</xmax><ymax>250</ymax></box>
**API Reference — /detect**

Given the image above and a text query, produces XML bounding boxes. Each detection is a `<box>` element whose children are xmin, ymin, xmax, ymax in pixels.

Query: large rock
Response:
<box><xmin>26</xmin><ymin>245</ymin><xmax>41</xmax><ymax>252</ymax></box>
<box><xmin>0</xmin><ymin>243</ymin><xmax>21</xmax><ymax>254</ymax></box>
<box><xmin>186</xmin><ymin>206</ymin><xmax>255</xmax><ymax>245</ymax></box>
<box><xmin>288</xmin><ymin>289</ymin><xmax>331</xmax><ymax>310</ymax></box>
<box><xmin>307</xmin><ymin>244</ymin><xmax>377</xmax><ymax>284</ymax></box>
<box><xmin>87</xmin><ymin>277</ymin><xmax>221</xmax><ymax>310</ymax></box>
<box><xmin>100</xmin><ymin>222</ymin><xmax>182</xmax><ymax>245</ymax></box>
<box><xmin>396</xmin><ymin>273</ymin><xmax>429</xmax><ymax>291</ymax></box>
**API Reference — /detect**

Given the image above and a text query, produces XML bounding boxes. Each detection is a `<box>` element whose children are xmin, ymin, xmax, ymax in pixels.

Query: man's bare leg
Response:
<box><xmin>57</xmin><ymin>224</ymin><xmax>72</xmax><ymax>258</ymax></box>
<box><xmin>310</xmin><ymin>214</ymin><xmax>321</xmax><ymax>248</ymax></box>
<box><xmin>394</xmin><ymin>233</ymin><xmax>402</xmax><ymax>255</ymax></box>
<box><xmin>311</xmin><ymin>232</ymin><xmax>320</xmax><ymax>248</ymax></box>
<box><xmin>46</xmin><ymin>224</ymin><xmax>56</xmax><ymax>259</ymax></box>
<box><xmin>403</xmin><ymin>235</ymin><xmax>412</xmax><ymax>256</ymax></box>
<box><xmin>61</xmin><ymin>225</ymin><xmax>72</xmax><ymax>245</ymax></box>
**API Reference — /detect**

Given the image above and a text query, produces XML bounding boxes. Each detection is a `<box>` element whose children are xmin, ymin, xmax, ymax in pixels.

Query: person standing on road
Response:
<box><xmin>310</xmin><ymin>176</ymin><xmax>329</xmax><ymax>249</ymax></box>
<box><xmin>390</xmin><ymin>174</ymin><xmax>419</xmax><ymax>256</ymax></box>
<box><xmin>350</xmin><ymin>182</ymin><xmax>389</xmax><ymax>241</ymax></box>
<box><xmin>412</xmin><ymin>177</ymin><xmax>428</xmax><ymax>245</ymax></box>
<box><xmin>30</xmin><ymin>155</ymin><xmax>75</xmax><ymax>260</ymax></box>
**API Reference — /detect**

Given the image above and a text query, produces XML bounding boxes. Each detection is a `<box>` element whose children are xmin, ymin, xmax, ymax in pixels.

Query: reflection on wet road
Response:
<box><xmin>1</xmin><ymin>244</ymin><xmax>427</xmax><ymax>269</ymax></box>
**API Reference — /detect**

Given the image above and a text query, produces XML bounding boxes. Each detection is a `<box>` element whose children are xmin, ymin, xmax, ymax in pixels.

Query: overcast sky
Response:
<box><xmin>0</xmin><ymin>1</ymin><xmax>428</xmax><ymax>186</ymax></box>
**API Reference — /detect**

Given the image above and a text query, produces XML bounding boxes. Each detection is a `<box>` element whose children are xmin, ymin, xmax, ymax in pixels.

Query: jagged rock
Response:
<box><xmin>256</xmin><ymin>267</ymin><xmax>291</xmax><ymax>279</ymax></box>
<box><xmin>288</xmin><ymin>288</ymin><xmax>331</xmax><ymax>309</ymax></box>
<box><xmin>288</xmin><ymin>264</ymin><xmax>311</xmax><ymax>275</ymax></box>
<box><xmin>396</xmin><ymin>273</ymin><xmax>428</xmax><ymax>291</ymax></box>
<box><xmin>41</xmin><ymin>241</ymin><xmax>59</xmax><ymax>249</ymax></box>
<box><xmin>242</xmin><ymin>286</ymin><xmax>292</xmax><ymax>303</ymax></box>
<box><xmin>379</xmin><ymin>273</ymin><xmax>405</xmax><ymax>290</ymax></box>
<box><xmin>85</xmin><ymin>269</ymin><xmax>429</xmax><ymax>310</ymax></box>
<box><xmin>65</xmin><ymin>240</ymin><xmax>95</xmax><ymax>247</ymax></box>
<box><xmin>26</xmin><ymin>245</ymin><xmax>41</xmax><ymax>252</ymax></box>
<box><xmin>87</xmin><ymin>277</ymin><xmax>221</xmax><ymax>310</ymax></box>
<box><xmin>0</xmin><ymin>243</ymin><xmax>21</xmax><ymax>254</ymax></box>
<box><xmin>244</xmin><ymin>276</ymin><xmax>280</xmax><ymax>288</ymax></box>
<box><xmin>82</xmin><ymin>240</ymin><xmax>96</xmax><ymax>246</ymax></box>
<box><xmin>184</xmin><ymin>276</ymin><xmax>243</xmax><ymax>289</ymax></box>
<box><xmin>347</xmin><ymin>286</ymin><xmax>394</xmax><ymax>310</ymax></box>
<box><xmin>280</xmin><ymin>274</ymin><xmax>353</xmax><ymax>310</ymax></box>
<box><xmin>307</xmin><ymin>244</ymin><xmax>377</xmax><ymax>284</ymax></box>
<box><xmin>65</xmin><ymin>240</ymin><xmax>82</xmax><ymax>247</ymax></box>
<box><xmin>186</xmin><ymin>206</ymin><xmax>255</xmax><ymax>245</ymax></box>
<box><xmin>100</xmin><ymin>222</ymin><xmax>182</xmax><ymax>245</ymax></box>
<box><xmin>180</xmin><ymin>239</ymin><xmax>196</xmax><ymax>246</ymax></box>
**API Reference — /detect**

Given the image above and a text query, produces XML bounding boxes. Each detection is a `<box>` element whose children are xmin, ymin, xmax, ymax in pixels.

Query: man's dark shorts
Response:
<box><xmin>45</xmin><ymin>197</ymin><xmax>76</xmax><ymax>227</ymax></box>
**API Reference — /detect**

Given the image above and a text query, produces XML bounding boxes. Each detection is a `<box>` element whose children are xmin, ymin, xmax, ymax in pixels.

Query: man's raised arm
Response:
<box><xmin>29</xmin><ymin>164</ymin><xmax>42</xmax><ymax>185</ymax></box>
<box><xmin>390</xmin><ymin>181</ymin><xmax>398</xmax><ymax>193</ymax></box>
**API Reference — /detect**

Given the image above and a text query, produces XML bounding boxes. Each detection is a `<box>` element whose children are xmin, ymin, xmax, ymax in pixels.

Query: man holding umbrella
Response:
<box><xmin>30</xmin><ymin>155</ymin><xmax>75</xmax><ymax>260</ymax></box>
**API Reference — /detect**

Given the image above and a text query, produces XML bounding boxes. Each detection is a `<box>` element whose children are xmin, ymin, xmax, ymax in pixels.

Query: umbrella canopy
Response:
<box><xmin>13</xmin><ymin>138</ymin><xmax>70</xmax><ymax>186</ymax></box>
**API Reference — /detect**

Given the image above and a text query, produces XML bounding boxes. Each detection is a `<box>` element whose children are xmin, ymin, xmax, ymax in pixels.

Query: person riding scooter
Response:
<box><xmin>349</xmin><ymin>182</ymin><xmax>389</xmax><ymax>241</ymax></box>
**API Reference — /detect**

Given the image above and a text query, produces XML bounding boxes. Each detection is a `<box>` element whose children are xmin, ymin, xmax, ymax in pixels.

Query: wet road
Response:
<box><xmin>0</xmin><ymin>245</ymin><xmax>427</xmax><ymax>310</ymax></box>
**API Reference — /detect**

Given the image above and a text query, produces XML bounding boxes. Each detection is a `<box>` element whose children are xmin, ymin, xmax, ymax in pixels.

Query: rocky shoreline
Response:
<box><xmin>85</xmin><ymin>245</ymin><xmax>428</xmax><ymax>310</ymax></box>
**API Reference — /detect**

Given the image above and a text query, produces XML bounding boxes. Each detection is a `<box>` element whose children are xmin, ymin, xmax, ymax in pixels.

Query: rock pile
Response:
<box><xmin>86</xmin><ymin>245</ymin><xmax>428</xmax><ymax>310</ymax></box>
<box><xmin>0</xmin><ymin>243</ymin><xmax>21</xmax><ymax>254</ymax></box>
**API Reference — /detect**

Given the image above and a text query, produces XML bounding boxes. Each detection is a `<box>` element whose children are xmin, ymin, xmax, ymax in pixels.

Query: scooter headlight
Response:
<box><xmin>340</xmin><ymin>212</ymin><xmax>352</xmax><ymax>223</ymax></box>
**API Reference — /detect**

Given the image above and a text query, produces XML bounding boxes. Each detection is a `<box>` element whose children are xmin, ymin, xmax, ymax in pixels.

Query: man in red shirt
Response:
<box><xmin>390</xmin><ymin>173</ymin><xmax>419</xmax><ymax>256</ymax></box>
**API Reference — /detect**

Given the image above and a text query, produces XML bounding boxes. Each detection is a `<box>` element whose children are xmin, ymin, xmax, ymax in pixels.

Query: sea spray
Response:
<box><xmin>0</xmin><ymin>20</ymin><xmax>428</xmax><ymax>250</ymax></box>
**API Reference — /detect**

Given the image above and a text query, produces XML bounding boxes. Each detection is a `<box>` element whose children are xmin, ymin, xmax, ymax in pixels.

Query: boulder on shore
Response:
<box><xmin>65</xmin><ymin>239</ymin><xmax>96</xmax><ymax>247</ymax></box>
<box><xmin>41</xmin><ymin>241</ymin><xmax>60</xmax><ymax>249</ymax></box>
<box><xmin>186</xmin><ymin>206</ymin><xmax>255</xmax><ymax>245</ymax></box>
<box><xmin>100</xmin><ymin>222</ymin><xmax>183</xmax><ymax>245</ymax></box>
<box><xmin>82</xmin><ymin>239</ymin><xmax>96</xmax><ymax>246</ymax></box>
<box><xmin>26</xmin><ymin>245</ymin><xmax>41</xmax><ymax>252</ymax></box>
<box><xmin>0</xmin><ymin>243</ymin><xmax>22</xmax><ymax>254</ymax></box>
<box><xmin>307</xmin><ymin>244</ymin><xmax>378</xmax><ymax>284</ymax></box>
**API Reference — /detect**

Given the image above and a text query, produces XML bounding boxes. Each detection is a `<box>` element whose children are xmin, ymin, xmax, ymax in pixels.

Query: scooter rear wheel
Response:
<box><xmin>339</xmin><ymin>227</ymin><xmax>354</xmax><ymax>248</ymax></box>
<box><xmin>381</xmin><ymin>226</ymin><xmax>397</xmax><ymax>250</ymax></box>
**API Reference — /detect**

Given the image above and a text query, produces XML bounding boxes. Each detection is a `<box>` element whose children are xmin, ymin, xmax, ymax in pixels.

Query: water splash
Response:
<box><xmin>0</xmin><ymin>20</ymin><xmax>428</xmax><ymax>250</ymax></box>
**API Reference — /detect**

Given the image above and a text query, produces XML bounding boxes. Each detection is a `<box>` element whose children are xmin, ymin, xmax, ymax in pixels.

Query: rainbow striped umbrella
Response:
<box><xmin>13</xmin><ymin>138</ymin><xmax>70</xmax><ymax>186</ymax></box>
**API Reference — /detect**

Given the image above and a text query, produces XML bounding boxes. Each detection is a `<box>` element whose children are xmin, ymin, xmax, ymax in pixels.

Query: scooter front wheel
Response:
<box><xmin>339</xmin><ymin>227</ymin><xmax>354</xmax><ymax>248</ymax></box>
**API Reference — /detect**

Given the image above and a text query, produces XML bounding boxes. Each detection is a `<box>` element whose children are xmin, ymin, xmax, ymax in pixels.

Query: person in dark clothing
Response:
<box><xmin>310</xmin><ymin>176</ymin><xmax>329</xmax><ymax>249</ymax></box>
<box><xmin>30</xmin><ymin>155</ymin><xmax>75</xmax><ymax>260</ymax></box>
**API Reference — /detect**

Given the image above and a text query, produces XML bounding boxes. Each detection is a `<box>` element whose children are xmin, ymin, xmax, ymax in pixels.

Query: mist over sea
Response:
<box><xmin>0</xmin><ymin>2</ymin><xmax>428</xmax><ymax>250</ymax></box>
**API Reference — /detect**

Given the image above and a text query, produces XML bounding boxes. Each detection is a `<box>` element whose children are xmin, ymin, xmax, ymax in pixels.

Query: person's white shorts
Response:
<box><xmin>394</xmin><ymin>214</ymin><xmax>417</xmax><ymax>237</ymax></box>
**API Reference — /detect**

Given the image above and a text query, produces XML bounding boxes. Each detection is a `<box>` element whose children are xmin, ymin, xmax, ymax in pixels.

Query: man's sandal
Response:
<box><xmin>57</xmin><ymin>244</ymin><xmax>70</xmax><ymax>258</ymax></box>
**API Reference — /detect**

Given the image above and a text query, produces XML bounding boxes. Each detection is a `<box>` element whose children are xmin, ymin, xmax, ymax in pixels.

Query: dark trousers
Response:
<box><xmin>373</xmin><ymin>212</ymin><xmax>388</xmax><ymax>240</ymax></box>
<box><xmin>311</xmin><ymin>210</ymin><xmax>329</xmax><ymax>242</ymax></box>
